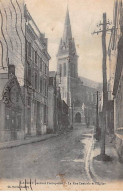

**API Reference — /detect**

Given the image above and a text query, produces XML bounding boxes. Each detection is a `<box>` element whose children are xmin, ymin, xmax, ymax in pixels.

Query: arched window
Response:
<box><xmin>64</xmin><ymin>63</ymin><xmax>66</xmax><ymax>76</ymax></box>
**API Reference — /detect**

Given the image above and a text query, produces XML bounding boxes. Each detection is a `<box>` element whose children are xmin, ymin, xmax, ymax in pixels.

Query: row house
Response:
<box><xmin>0</xmin><ymin>0</ymin><xmax>26</xmax><ymax>142</ymax></box>
<box><xmin>48</xmin><ymin>71</ymin><xmax>69</xmax><ymax>134</ymax></box>
<box><xmin>106</xmin><ymin>0</ymin><xmax>122</xmax><ymax>135</ymax></box>
<box><xmin>113</xmin><ymin>4</ymin><xmax>123</xmax><ymax>162</ymax></box>
<box><xmin>24</xmin><ymin>6</ymin><xmax>50</xmax><ymax>137</ymax></box>
<box><xmin>106</xmin><ymin>0</ymin><xmax>123</xmax><ymax>161</ymax></box>
<box><xmin>0</xmin><ymin>0</ymin><xmax>50</xmax><ymax>142</ymax></box>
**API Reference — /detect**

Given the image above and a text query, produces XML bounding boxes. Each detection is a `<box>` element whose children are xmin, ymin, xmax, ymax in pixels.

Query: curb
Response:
<box><xmin>0</xmin><ymin>134</ymin><xmax>58</xmax><ymax>150</ymax></box>
<box><xmin>86</xmin><ymin>134</ymin><xmax>102</xmax><ymax>182</ymax></box>
<box><xmin>89</xmin><ymin>138</ymin><xmax>103</xmax><ymax>182</ymax></box>
<box><xmin>84</xmin><ymin>133</ymin><xmax>94</xmax><ymax>182</ymax></box>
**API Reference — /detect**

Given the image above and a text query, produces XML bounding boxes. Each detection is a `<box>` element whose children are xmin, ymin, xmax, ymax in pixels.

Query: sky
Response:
<box><xmin>25</xmin><ymin>0</ymin><xmax>114</xmax><ymax>82</ymax></box>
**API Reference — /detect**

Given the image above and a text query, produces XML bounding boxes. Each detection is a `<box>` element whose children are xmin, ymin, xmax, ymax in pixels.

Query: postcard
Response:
<box><xmin>0</xmin><ymin>0</ymin><xmax>123</xmax><ymax>191</ymax></box>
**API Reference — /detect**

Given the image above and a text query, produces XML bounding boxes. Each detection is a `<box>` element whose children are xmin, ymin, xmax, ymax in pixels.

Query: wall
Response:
<box><xmin>48</xmin><ymin>87</ymin><xmax>54</xmax><ymax>132</ymax></box>
<box><xmin>0</xmin><ymin>0</ymin><xmax>25</xmax><ymax>85</ymax></box>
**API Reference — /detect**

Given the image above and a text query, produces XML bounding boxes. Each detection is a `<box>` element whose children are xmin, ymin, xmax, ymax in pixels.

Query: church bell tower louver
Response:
<box><xmin>57</xmin><ymin>7</ymin><xmax>78</xmax><ymax>106</ymax></box>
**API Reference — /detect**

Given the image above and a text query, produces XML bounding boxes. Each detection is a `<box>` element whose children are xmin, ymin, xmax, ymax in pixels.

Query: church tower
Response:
<box><xmin>57</xmin><ymin>7</ymin><xmax>78</xmax><ymax>106</ymax></box>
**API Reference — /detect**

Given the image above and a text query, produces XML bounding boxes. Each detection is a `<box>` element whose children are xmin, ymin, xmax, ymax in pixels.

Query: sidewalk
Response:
<box><xmin>0</xmin><ymin>133</ymin><xmax>58</xmax><ymax>150</ymax></box>
<box><xmin>90</xmin><ymin>135</ymin><xmax>123</xmax><ymax>182</ymax></box>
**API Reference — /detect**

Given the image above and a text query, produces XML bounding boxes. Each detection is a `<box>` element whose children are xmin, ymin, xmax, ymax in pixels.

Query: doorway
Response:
<box><xmin>75</xmin><ymin>112</ymin><xmax>81</xmax><ymax>123</ymax></box>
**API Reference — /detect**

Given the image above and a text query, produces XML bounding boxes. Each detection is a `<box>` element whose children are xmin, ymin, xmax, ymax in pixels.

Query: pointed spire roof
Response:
<box><xmin>63</xmin><ymin>7</ymin><xmax>72</xmax><ymax>42</ymax></box>
<box><xmin>57</xmin><ymin>7</ymin><xmax>78</xmax><ymax>57</ymax></box>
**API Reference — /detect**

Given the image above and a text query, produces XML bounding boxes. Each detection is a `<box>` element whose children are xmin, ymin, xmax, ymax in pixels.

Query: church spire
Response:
<box><xmin>63</xmin><ymin>7</ymin><xmax>72</xmax><ymax>42</ymax></box>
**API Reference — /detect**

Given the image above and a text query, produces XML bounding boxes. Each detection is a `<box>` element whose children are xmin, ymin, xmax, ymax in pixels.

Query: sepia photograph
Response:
<box><xmin>0</xmin><ymin>0</ymin><xmax>123</xmax><ymax>191</ymax></box>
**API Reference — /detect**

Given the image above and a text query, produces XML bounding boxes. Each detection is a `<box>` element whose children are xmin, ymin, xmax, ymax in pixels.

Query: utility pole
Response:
<box><xmin>92</xmin><ymin>13</ymin><xmax>112</xmax><ymax>160</ymax></box>
<box><xmin>96</xmin><ymin>91</ymin><xmax>99</xmax><ymax>139</ymax></box>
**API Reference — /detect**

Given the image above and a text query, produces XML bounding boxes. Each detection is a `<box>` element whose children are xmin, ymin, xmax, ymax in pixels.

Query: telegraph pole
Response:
<box><xmin>96</xmin><ymin>91</ymin><xmax>99</xmax><ymax>139</ymax></box>
<box><xmin>92</xmin><ymin>13</ymin><xmax>112</xmax><ymax>160</ymax></box>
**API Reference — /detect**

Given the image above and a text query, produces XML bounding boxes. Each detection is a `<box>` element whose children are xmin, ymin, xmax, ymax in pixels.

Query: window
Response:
<box><xmin>59</xmin><ymin>64</ymin><xmax>62</xmax><ymax>77</ymax></box>
<box><xmin>44</xmin><ymin>105</ymin><xmax>47</xmax><ymax>123</ymax></box>
<box><xmin>37</xmin><ymin>54</ymin><xmax>39</xmax><ymax>65</ymax></box>
<box><xmin>35</xmin><ymin>51</ymin><xmax>37</xmax><ymax>64</ymax></box>
<box><xmin>5</xmin><ymin>108</ymin><xmax>10</xmax><ymax>129</ymax></box>
<box><xmin>71</xmin><ymin>63</ymin><xmax>74</xmax><ymax>77</ymax></box>
<box><xmin>63</xmin><ymin>87</ymin><xmax>64</xmax><ymax>98</ymax></box>
<box><xmin>40</xmin><ymin>78</ymin><xmax>42</xmax><ymax>92</ymax></box>
<box><xmin>28</xmin><ymin>42</ymin><xmax>31</xmax><ymax>58</ymax></box>
<box><xmin>8</xmin><ymin>64</ymin><xmax>15</xmax><ymax>76</ymax></box>
<box><xmin>45</xmin><ymin>63</ymin><xmax>47</xmax><ymax>74</ymax></box>
<box><xmin>16</xmin><ymin>92</ymin><xmax>19</xmax><ymax>103</ymax></box>
<box><xmin>27</xmin><ymin>97</ymin><xmax>31</xmax><ymax>106</ymax></box>
<box><xmin>40</xmin><ymin>58</ymin><xmax>42</xmax><ymax>71</ymax></box>
<box><xmin>49</xmin><ymin>77</ymin><xmax>53</xmax><ymax>86</ymax></box>
<box><xmin>27</xmin><ymin>66</ymin><xmax>31</xmax><ymax>85</ymax></box>
<box><xmin>87</xmin><ymin>92</ymin><xmax>89</xmax><ymax>102</ymax></box>
<box><xmin>64</xmin><ymin>63</ymin><xmax>66</xmax><ymax>76</ymax></box>
<box><xmin>45</xmin><ymin>80</ymin><xmax>47</xmax><ymax>96</ymax></box>
<box><xmin>35</xmin><ymin>73</ymin><xmax>38</xmax><ymax>90</ymax></box>
<box><xmin>91</xmin><ymin>93</ymin><xmax>93</xmax><ymax>102</ymax></box>
<box><xmin>16</xmin><ymin>115</ymin><xmax>21</xmax><ymax>129</ymax></box>
<box><xmin>32</xmin><ymin>48</ymin><xmax>34</xmax><ymax>62</ymax></box>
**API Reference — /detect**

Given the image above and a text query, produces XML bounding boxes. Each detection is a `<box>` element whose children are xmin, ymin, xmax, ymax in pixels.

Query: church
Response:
<box><xmin>56</xmin><ymin>8</ymin><xmax>101</xmax><ymax>126</ymax></box>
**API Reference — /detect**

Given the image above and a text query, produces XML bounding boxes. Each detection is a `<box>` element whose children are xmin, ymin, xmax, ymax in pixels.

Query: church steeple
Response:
<box><xmin>57</xmin><ymin>7</ymin><xmax>77</xmax><ymax>56</ymax></box>
<box><xmin>63</xmin><ymin>7</ymin><xmax>72</xmax><ymax>42</ymax></box>
<box><xmin>56</xmin><ymin>7</ymin><xmax>78</xmax><ymax>105</ymax></box>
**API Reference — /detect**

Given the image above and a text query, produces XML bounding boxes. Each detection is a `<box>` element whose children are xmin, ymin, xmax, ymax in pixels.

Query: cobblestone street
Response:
<box><xmin>0</xmin><ymin>127</ymin><xmax>93</xmax><ymax>181</ymax></box>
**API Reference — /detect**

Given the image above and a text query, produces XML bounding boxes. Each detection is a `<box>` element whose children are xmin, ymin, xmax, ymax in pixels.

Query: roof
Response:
<box><xmin>79</xmin><ymin>76</ymin><xmax>102</xmax><ymax>89</ymax></box>
<box><xmin>63</xmin><ymin>7</ymin><xmax>72</xmax><ymax>42</ymax></box>
<box><xmin>57</xmin><ymin>8</ymin><xmax>77</xmax><ymax>57</ymax></box>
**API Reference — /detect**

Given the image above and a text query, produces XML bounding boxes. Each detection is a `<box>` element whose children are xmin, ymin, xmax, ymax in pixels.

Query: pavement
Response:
<box><xmin>90</xmin><ymin>134</ymin><xmax>123</xmax><ymax>183</ymax></box>
<box><xmin>0</xmin><ymin>127</ymin><xmax>93</xmax><ymax>181</ymax></box>
<box><xmin>0</xmin><ymin>126</ymin><xmax>123</xmax><ymax>190</ymax></box>
<box><xmin>0</xmin><ymin>133</ymin><xmax>58</xmax><ymax>150</ymax></box>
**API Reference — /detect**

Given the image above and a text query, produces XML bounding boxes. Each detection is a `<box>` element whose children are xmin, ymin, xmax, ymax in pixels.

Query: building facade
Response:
<box><xmin>48</xmin><ymin>71</ymin><xmax>69</xmax><ymax>133</ymax></box>
<box><xmin>113</xmin><ymin>14</ymin><xmax>123</xmax><ymax>161</ymax></box>
<box><xmin>57</xmin><ymin>8</ymin><xmax>100</xmax><ymax>126</ymax></box>
<box><xmin>0</xmin><ymin>0</ymin><xmax>25</xmax><ymax>142</ymax></box>
<box><xmin>0</xmin><ymin>69</ymin><xmax>24</xmax><ymax>142</ymax></box>
<box><xmin>24</xmin><ymin>6</ymin><xmax>50</xmax><ymax>136</ymax></box>
<box><xmin>105</xmin><ymin>0</ymin><xmax>123</xmax><ymax>162</ymax></box>
<box><xmin>0</xmin><ymin>0</ymin><xmax>50</xmax><ymax>142</ymax></box>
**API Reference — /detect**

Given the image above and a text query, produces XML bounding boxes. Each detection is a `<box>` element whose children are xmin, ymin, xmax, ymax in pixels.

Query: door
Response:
<box><xmin>75</xmin><ymin>112</ymin><xmax>81</xmax><ymax>123</ymax></box>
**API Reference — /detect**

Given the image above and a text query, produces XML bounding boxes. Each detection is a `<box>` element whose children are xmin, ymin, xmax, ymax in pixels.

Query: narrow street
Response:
<box><xmin>0</xmin><ymin>126</ymin><xmax>93</xmax><ymax>182</ymax></box>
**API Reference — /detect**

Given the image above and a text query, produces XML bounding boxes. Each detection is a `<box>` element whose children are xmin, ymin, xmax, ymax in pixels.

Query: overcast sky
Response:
<box><xmin>25</xmin><ymin>0</ymin><xmax>114</xmax><ymax>82</ymax></box>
